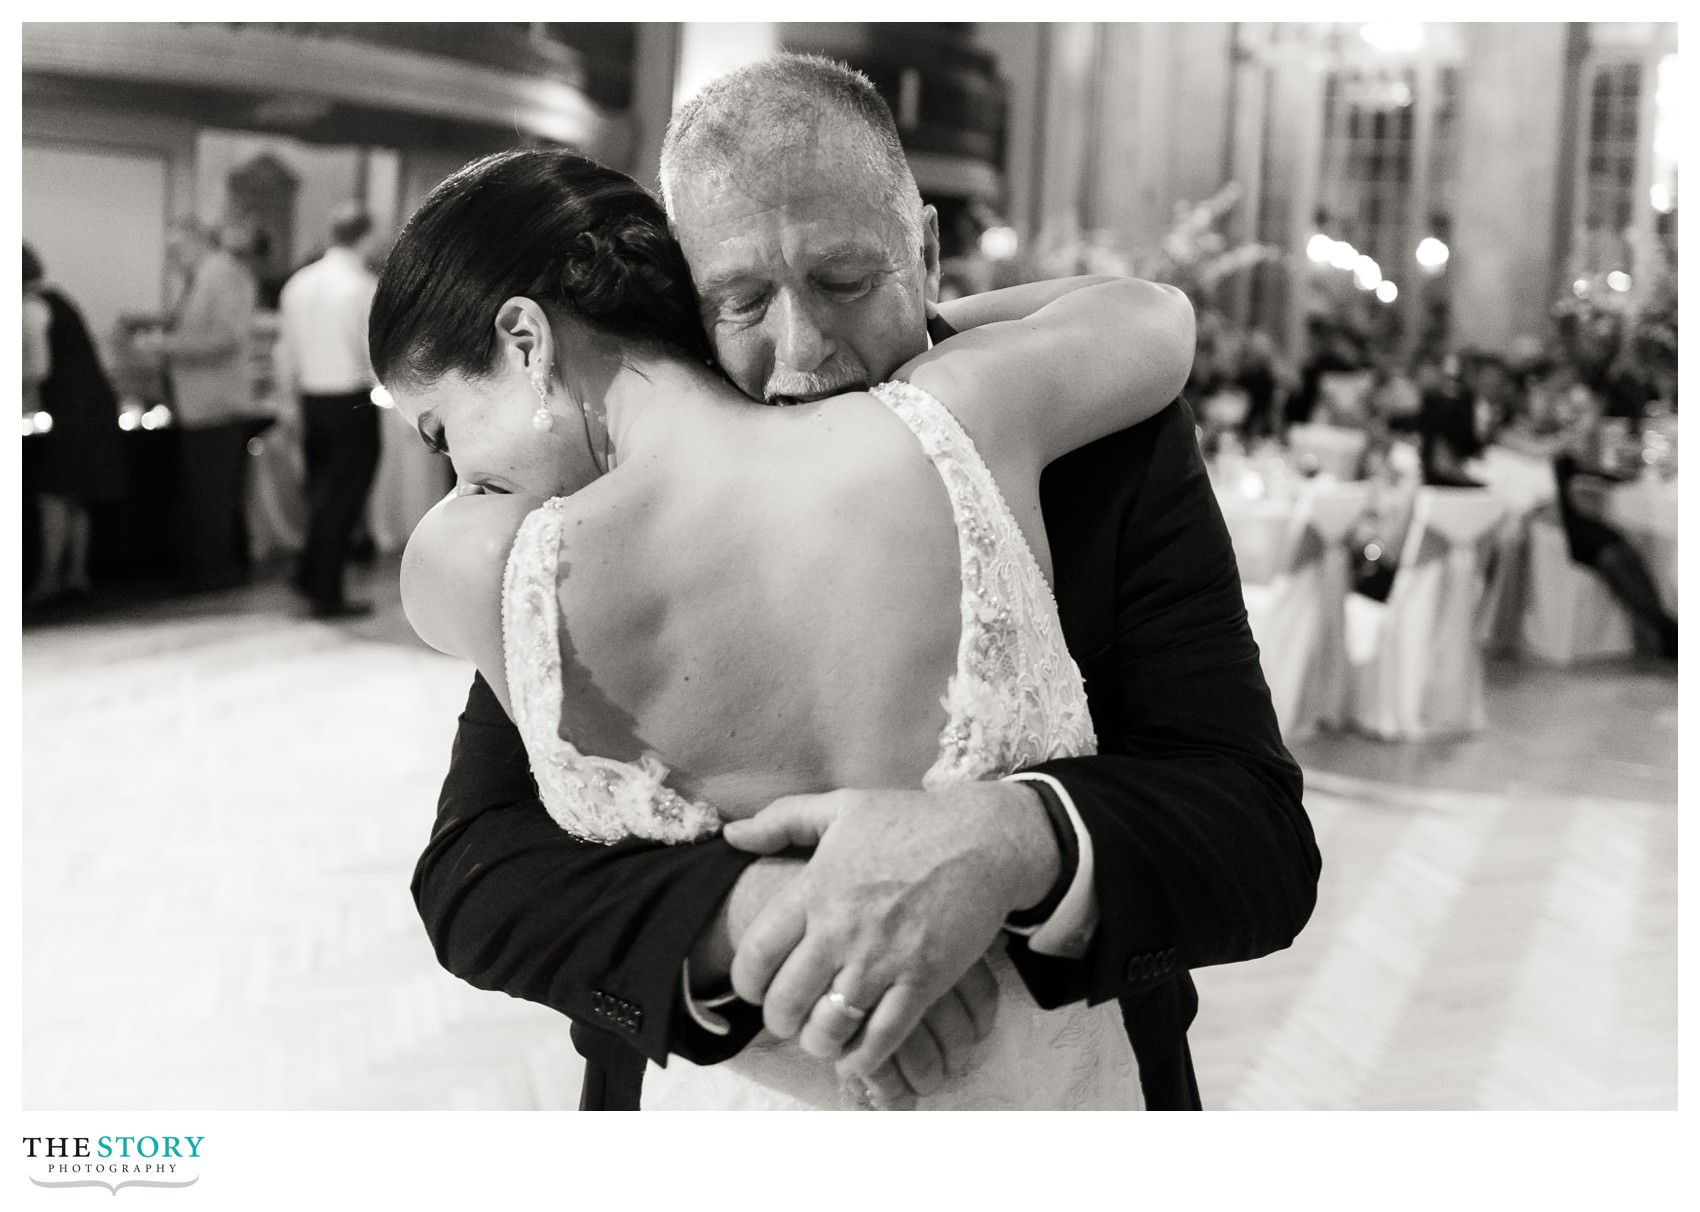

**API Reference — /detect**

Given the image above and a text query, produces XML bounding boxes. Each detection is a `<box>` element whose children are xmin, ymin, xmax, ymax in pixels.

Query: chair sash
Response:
<box><xmin>1518</xmin><ymin>512</ymin><xmax>1636</xmax><ymax>664</ymax></box>
<box><xmin>1245</xmin><ymin>482</ymin><xmax>1372</xmax><ymax>740</ymax></box>
<box><xmin>1475</xmin><ymin>509</ymin><xmax>1533</xmax><ymax>655</ymax></box>
<box><xmin>1347</xmin><ymin>488</ymin><xmax>1503</xmax><ymax>740</ymax></box>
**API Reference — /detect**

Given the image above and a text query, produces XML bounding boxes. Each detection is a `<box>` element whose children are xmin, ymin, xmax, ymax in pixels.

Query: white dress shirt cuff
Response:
<box><xmin>679</xmin><ymin>958</ymin><xmax>735</xmax><ymax>1037</ymax></box>
<box><xmin>1001</xmin><ymin>773</ymin><xmax>1098</xmax><ymax>958</ymax></box>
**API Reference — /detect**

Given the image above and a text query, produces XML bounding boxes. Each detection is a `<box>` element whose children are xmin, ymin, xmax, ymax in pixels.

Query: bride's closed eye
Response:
<box><xmin>455</xmin><ymin>480</ymin><xmax>512</xmax><ymax>497</ymax></box>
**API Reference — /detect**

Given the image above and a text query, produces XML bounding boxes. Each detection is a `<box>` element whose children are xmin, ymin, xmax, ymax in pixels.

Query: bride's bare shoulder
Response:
<box><xmin>401</xmin><ymin>491</ymin><xmax>543</xmax><ymax>665</ymax></box>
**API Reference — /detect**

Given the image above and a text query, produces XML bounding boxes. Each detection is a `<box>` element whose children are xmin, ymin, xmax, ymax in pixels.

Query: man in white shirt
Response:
<box><xmin>277</xmin><ymin>203</ymin><xmax>382</xmax><ymax>619</ymax></box>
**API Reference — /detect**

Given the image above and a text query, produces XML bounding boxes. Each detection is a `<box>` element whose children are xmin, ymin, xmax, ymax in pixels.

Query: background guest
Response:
<box><xmin>275</xmin><ymin>202</ymin><xmax>383</xmax><ymax>620</ymax></box>
<box><xmin>136</xmin><ymin>218</ymin><xmax>259</xmax><ymax>592</ymax></box>
<box><xmin>1288</xmin><ymin>316</ymin><xmax>1362</xmax><ymax>428</ymax></box>
<box><xmin>1552</xmin><ymin>449</ymin><xmax>1676</xmax><ymax>659</ymax></box>
<box><xmin>1371</xmin><ymin>357</ymin><xmax>1422</xmax><ymax>436</ymax></box>
<box><xmin>1234</xmin><ymin>328</ymin><xmax>1284</xmax><ymax>440</ymax></box>
<box><xmin>22</xmin><ymin>242</ymin><xmax>127</xmax><ymax>609</ymax></box>
<box><xmin>1416</xmin><ymin>352</ymin><xmax>1495</xmax><ymax>487</ymax></box>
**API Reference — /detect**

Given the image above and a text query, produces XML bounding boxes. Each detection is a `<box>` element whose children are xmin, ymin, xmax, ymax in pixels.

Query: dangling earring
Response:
<box><xmin>531</xmin><ymin>372</ymin><xmax>554</xmax><ymax>432</ymax></box>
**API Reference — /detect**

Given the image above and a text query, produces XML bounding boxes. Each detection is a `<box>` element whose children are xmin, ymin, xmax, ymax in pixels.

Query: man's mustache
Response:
<box><xmin>764</xmin><ymin>356</ymin><xmax>869</xmax><ymax>406</ymax></box>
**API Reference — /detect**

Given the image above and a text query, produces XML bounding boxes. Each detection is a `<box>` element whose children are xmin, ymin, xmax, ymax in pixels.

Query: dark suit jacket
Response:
<box><xmin>411</xmin><ymin>397</ymin><xmax>1319</xmax><ymax>1109</ymax></box>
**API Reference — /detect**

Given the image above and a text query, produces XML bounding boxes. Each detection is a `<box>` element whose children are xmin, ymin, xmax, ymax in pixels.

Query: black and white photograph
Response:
<box><xmin>14</xmin><ymin>14</ymin><xmax>1687</xmax><ymax>1202</ymax></box>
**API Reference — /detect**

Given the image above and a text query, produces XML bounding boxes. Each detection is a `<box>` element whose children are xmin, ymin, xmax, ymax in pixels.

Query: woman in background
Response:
<box><xmin>23</xmin><ymin>243</ymin><xmax>127</xmax><ymax>609</ymax></box>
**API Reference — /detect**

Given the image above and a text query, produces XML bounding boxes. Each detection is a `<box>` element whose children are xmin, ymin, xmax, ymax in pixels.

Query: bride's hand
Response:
<box><xmin>849</xmin><ymin>958</ymin><xmax>999</xmax><ymax>1109</ymax></box>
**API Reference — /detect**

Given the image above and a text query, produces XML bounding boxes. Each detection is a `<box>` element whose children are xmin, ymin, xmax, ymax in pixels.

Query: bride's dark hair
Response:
<box><xmin>370</xmin><ymin>148</ymin><xmax>710</xmax><ymax>388</ymax></box>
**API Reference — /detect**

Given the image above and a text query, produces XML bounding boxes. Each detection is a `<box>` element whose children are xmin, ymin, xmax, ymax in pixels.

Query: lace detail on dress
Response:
<box><xmin>501</xmin><ymin>497</ymin><xmax>720</xmax><ymax>846</ymax></box>
<box><xmin>867</xmin><ymin>380</ymin><xmax>1097</xmax><ymax>783</ymax></box>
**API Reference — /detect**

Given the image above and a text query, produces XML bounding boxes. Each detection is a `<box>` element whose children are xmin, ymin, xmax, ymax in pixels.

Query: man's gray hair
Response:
<box><xmin>659</xmin><ymin>52</ymin><xmax>925</xmax><ymax>260</ymax></box>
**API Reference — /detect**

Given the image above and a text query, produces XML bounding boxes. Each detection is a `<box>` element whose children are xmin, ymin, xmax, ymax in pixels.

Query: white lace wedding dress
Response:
<box><xmin>502</xmin><ymin>380</ymin><xmax>1142</xmax><ymax>1110</ymax></box>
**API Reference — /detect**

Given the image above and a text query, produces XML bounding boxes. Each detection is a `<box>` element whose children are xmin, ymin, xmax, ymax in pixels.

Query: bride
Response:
<box><xmin>373</xmin><ymin>148</ymin><xmax>1195</xmax><ymax>1109</ymax></box>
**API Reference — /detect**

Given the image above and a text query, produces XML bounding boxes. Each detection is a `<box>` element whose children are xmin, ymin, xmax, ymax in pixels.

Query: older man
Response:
<box><xmin>143</xmin><ymin>218</ymin><xmax>259</xmax><ymax>592</ymax></box>
<box><xmin>412</xmin><ymin>54</ymin><xmax>1317</xmax><ymax>1110</ymax></box>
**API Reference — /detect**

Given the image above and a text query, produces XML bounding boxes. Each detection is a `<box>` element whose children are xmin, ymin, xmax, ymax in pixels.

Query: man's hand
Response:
<box><xmin>720</xmin><ymin>782</ymin><xmax>1057</xmax><ymax>1085</ymax></box>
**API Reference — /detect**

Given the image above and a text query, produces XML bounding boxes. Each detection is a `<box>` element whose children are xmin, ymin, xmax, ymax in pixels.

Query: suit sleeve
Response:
<box><xmin>1010</xmin><ymin>401</ymin><xmax>1320</xmax><ymax>1008</ymax></box>
<box><xmin>410</xmin><ymin>673</ymin><xmax>764</xmax><ymax>1066</ymax></box>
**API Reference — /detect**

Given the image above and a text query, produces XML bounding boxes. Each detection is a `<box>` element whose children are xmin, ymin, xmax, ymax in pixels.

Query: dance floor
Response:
<box><xmin>21</xmin><ymin>562</ymin><xmax>1678</xmax><ymax>1110</ymax></box>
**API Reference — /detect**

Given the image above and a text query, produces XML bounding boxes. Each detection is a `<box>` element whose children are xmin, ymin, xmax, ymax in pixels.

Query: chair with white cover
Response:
<box><xmin>1241</xmin><ymin>481</ymin><xmax>1375</xmax><ymax>742</ymax></box>
<box><xmin>1345</xmin><ymin>487</ymin><xmax>1505</xmax><ymax>740</ymax></box>
<box><xmin>1288</xmin><ymin>422</ymin><xmax>1370</xmax><ymax>481</ymax></box>
<box><xmin>1517</xmin><ymin>508</ymin><xmax>1635</xmax><ymax>664</ymax></box>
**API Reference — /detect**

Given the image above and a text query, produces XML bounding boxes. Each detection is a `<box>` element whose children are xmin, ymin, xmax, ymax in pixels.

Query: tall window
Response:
<box><xmin>1582</xmin><ymin>60</ymin><xmax>1643</xmax><ymax>237</ymax></box>
<box><xmin>1317</xmin><ymin>68</ymin><xmax>1417</xmax><ymax>275</ymax></box>
<box><xmin>1568</xmin><ymin>33</ymin><xmax>1677</xmax><ymax>293</ymax></box>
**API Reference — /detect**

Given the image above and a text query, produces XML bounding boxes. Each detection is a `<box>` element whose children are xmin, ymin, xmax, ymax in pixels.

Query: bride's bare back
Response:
<box><xmin>541</xmin><ymin>390</ymin><xmax>979</xmax><ymax>819</ymax></box>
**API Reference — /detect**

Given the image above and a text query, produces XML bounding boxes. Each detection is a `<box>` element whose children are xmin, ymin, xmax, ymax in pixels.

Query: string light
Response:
<box><xmin>1415</xmin><ymin>237</ymin><xmax>1450</xmax><ymax>271</ymax></box>
<box><xmin>1376</xmin><ymin>280</ymin><xmax>1399</xmax><ymax>304</ymax></box>
<box><xmin>978</xmin><ymin>226</ymin><xmax>1019</xmax><ymax>261</ymax></box>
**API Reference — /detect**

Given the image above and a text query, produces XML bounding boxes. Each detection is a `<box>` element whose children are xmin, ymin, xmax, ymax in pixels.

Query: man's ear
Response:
<box><xmin>920</xmin><ymin>204</ymin><xmax>942</xmax><ymax>305</ymax></box>
<box><xmin>493</xmin><ymin>296</ymin><xmax>557</xmax><ymax>381</ymax></box>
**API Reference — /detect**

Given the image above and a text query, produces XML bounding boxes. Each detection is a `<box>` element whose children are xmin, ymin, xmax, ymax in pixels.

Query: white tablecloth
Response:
<box><xmin>1468</xmin><ymin>445</ymin><xmax>1556</xmax><ymax>516</ymax></box>
<box><xmin>1605</xmin><ymin>477</ymin><xmax>1679</xmax><ymax>615</ymax></box>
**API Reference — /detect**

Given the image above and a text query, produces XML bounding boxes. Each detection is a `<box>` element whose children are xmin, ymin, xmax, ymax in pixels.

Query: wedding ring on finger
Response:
<box><xmin>823</xmin><ymin>989</ymin><xmax>870</xmax><ymax>1021</ymax></box>
<box><xmin>798</xmin><ymin>986</ymin><xmax>876</xmax><ymax>1060</ymax></box>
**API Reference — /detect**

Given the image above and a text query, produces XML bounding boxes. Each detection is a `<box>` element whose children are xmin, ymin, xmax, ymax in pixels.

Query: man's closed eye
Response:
<box><xmin>816</xmin><ymin>274</ymin><xmax>873</xmax><ymax>300</ymax></box>
<box><xmin>718</xmin><ymin>291</ymin><xmax>769</xmax><ymax>322</ymax></box>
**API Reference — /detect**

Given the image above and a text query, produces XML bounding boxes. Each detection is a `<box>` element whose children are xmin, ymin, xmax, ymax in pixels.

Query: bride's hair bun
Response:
<box><xmin>555</xmin><ymin>219</ymin><xmax>696</xmax><ymax>345</ymax></box>
<box><xmin>371</xmin><ymin>149</ymin><xmax>711</xmax><ymax>389</ymax></box>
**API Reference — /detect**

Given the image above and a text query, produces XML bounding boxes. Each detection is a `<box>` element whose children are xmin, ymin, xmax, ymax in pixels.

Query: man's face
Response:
<box><xmin>671</xmin><ymin>136</ymin><xmax>938</xmax><ymax>405</ymax></box>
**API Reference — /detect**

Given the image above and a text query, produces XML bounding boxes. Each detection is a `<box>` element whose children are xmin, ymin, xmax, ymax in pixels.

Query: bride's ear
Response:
<box><xmin>493</xmin><ymin>296</ymin><xmax>557</xmax><ymax>380</ymax></box>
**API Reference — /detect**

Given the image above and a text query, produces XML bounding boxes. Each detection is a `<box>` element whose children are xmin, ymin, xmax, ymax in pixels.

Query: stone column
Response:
<box><xmin>1450</xmin><ymin>22</ymin><xmax>1570</xmax><ymax>352</ymax></box>
<box><xmin>626</xmin><ymin>23</ymin><xmax>682</xmax><ymax>193</ymax></box>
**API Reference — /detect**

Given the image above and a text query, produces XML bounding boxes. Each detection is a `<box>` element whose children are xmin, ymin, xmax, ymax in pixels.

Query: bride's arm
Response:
<box><xmin>901</xmin><ymin>276</ymin><xmax>1196</xmax><ymax>473</ymax></box>
<box><xmin>400</xmin><ymin>490</ymin><xmax>541</xmax><ymax>714</ymax></box>
<box><xmin>931</xmin><ymin>275</ymin><xmax>1122</xmax><ymax>335</ymax></box>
